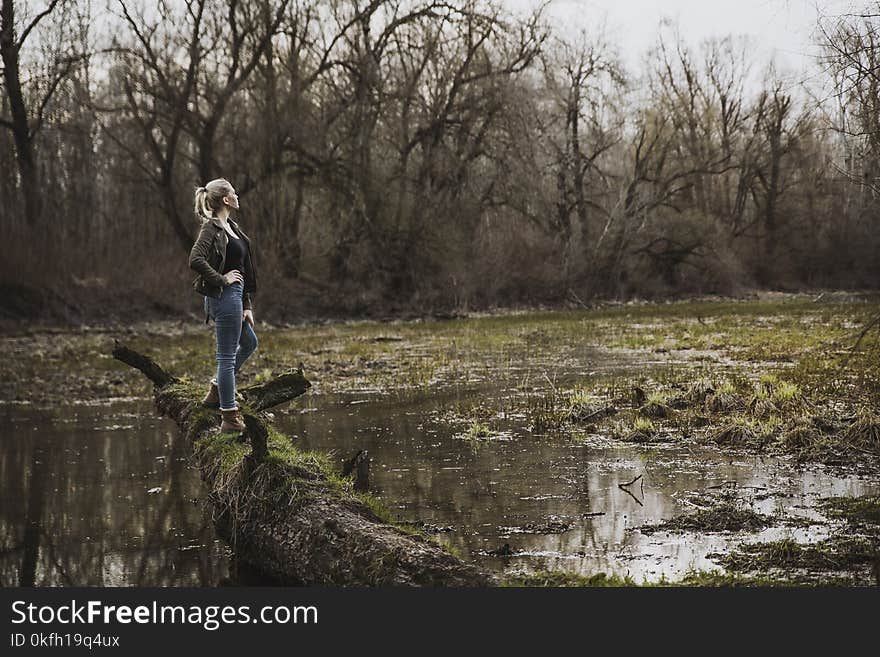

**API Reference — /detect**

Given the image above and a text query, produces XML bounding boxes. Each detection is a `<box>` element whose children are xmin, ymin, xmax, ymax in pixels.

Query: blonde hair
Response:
<box><xmin>194</xmin><ymin>178</ymin><xmax>234</xmax><ymax>223</ymax></box>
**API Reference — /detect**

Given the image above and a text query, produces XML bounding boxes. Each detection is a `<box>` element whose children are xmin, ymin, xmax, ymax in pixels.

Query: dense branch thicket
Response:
<box><xmin>2</xmin><ymin>0</ymin><xmax>878</xmax><ymax>322</ymax></box>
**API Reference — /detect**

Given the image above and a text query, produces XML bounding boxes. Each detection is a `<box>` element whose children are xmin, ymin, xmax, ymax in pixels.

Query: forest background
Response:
<box><xmin>2</xmin><ymin>0</ymin><xmax>879</xmax><ymax>324</ymax></box>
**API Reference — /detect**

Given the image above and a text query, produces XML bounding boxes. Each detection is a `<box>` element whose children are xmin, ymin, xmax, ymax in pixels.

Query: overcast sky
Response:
<box><xmin>507</xmin><ymin>0</ymin><xmax>859</xmax><ymax>82</ymax></box>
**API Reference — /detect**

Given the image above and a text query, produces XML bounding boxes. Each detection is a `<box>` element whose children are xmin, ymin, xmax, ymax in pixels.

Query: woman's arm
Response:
<box><xmin>188</xmin><ymin>225</ymin><xmax>226</xmax><ymax>288</ymax></box>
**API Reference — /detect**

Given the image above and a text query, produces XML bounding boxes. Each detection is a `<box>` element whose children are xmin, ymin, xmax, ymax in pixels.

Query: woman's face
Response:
<box><xmin>223</xmin><ymin>187</ymin><xmax>239</xmax><ymax>210</ymax></box>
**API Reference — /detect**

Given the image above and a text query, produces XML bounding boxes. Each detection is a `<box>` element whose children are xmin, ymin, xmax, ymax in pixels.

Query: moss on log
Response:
<box><xmin>112</xmin><ymin>342</ymin><xmax>493</xmax><ymax>586</ymax></box>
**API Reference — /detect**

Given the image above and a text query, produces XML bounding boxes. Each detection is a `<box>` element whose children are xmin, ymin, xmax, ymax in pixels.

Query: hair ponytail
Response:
<box><xmin>194</xmin><ymin>186</ymin><xmax>211</xmax><ymax>223</ymax></box>
<box><xmin>194</xmin><ymin>179</ymin><xmax>234</xmax><ymax>224</ymax></box>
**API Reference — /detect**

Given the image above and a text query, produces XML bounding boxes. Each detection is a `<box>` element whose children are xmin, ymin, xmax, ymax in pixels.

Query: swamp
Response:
<box><xmin>2</xmin><ymin>293</ymin><xmax>879</xmax><ymax>586</ymax></box>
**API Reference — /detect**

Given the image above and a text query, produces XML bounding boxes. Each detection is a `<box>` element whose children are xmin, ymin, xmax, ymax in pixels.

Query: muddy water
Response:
<box><xmin>2</xmin><ymin>357</ymin><xmax>878</xmax><ymax>586</ymax></box>
<box><xmin>0</xmin><ymin>401</ymin><xmax>230</xmax><ymax>586</ymax></box>
<box><xmin>281</xmin><ymin>388</ymin><xmax>880</xmax><ymax>583</ymax></box>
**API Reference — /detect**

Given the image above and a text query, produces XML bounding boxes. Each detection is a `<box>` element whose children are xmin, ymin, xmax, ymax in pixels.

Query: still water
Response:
<box><xmin>283</xmin><ymin>388</ymin><xmax>879</xmax><ymax>582</ymax></box>
<box><xmin>2</xmin><ymin>378</ymin><xmax>877</xmax><ymax>586</ymax></box>
<box><xmin>0</xmin><ymin>401</ymin><xmax>229</xmax><ymax>586</ymax></box>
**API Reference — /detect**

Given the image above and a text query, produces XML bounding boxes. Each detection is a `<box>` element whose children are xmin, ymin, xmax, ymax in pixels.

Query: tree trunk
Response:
<box><xmin>161</xmin><ymin>177</ymin><xmax>193</xmax><ymax>252</ymax></box>
<box><xmin>0</xmin><ymin>0</ymin><xmax>40</xmax><ymax>226</ymax></box>
<box><xmin>112</xmin><ymin>342</ymin><xmax>493</xmax><ymax>586</ymax></box>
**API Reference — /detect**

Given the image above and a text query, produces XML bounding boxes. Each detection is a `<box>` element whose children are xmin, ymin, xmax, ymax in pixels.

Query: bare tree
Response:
<box><xmin>539</xmin><ymin>29</ymin><xmax>624</xmax><ymax>281</ymax></box>
<box><xmin>818</xmin><ymin>3</ymin><xmax>880</xmax><ymax>346</ymax></box>
<box><xmin>99</xmin><ymin>0</ymin><xmax>208</xmax><ymax>250</ymax></box>
<box><xmin>0</xmin><ymin>0</ymin><xmax>82</xmax><ymax>227</ymax></box>
<box><xmin>819</xmin><ymin>2</ymin><xmax>880</xmax><ymax>195</ymax></box>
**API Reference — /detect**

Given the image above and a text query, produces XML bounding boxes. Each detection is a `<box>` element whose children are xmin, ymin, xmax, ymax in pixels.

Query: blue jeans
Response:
<box><xmin>204</xmin><ymin>282</ymin><xmax>258</xmax><ymax>411</ymax></box>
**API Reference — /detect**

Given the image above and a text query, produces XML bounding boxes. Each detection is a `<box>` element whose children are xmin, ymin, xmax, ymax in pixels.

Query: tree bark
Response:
<box><xmin>112</xmin><ymin>342</ymin><xmax>493</xmax><ymax>586</ymax></box>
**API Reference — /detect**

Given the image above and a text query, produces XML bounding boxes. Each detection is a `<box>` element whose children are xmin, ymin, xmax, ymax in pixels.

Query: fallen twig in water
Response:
<box><xmin>619</xmin><ymin>485</ymin><xmax>644</xmax><ymax>507</ymax></box>
<box><xmin>619</xmin><ymin>474</ymin><xmax>643</xmax><ymax>488</ymax></box>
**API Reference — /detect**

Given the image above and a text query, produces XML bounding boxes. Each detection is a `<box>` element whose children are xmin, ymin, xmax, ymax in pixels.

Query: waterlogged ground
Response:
<box><xmin>2</xmin><ymin>293</ymin><xmax>880</xmax><ymax>586</ymax></box>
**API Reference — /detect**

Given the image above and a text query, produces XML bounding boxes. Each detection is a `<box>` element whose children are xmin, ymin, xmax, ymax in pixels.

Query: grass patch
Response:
<box><xmin>620</xmin><ymin>416</ymin><xmax>665</xmax><ymax>443</ymax></box>
<box><xmin>771</xmin><ymin>381</ymin><xmax>803</xmax><ymax>406</ymax></box>
<box><xmin>568</xmin><ymin>387</ymin><xmax>593</xmax><ymax>407</ymax></box>
<box><xmin>504</xmin><ymin>569</ymin><xmax>807</xmax><ymax>586</ymax></box>
<box><xmin>639</xmin><ymin>390</ymin><xmax>673</xmax><ymax>419</ymax></box>
<box><xmin>819</xmin><ymin>495</ymin><xmax>880</xmax><ymax>526</ymax></box>
<box><xmin>777</xmin><ymin>420</ymin><xmax>824</xmax><ymax>453</ymax></box>
<box><xmin>843</xmin><ymin>412</ymin><xmax>880</xmax><ymax>452</ymax></box>
<box><xmin>464</xmin><ymin>421</ymin><xmax>491</xmax><ymax>440</ymax></box>
<box><xmin>687</xmin><ymin>378</ymin><xmax>715</xmax><ymax>403</ymax></box>
<box><xmin>715</xmin><ymin>537</ymin><xmax>879</xmax><ymax>573</ymax></box>
<box><xmin>503</xmin><ymin>571</ymin><xmax>637</xmax><ymax>587</ymax></box>
<box><xmin>747</xmin><ymin>393</ymin><xmax>779</xmax><ymax>420</ymax></box>
<box><xmin>707</xmin><ymin>418</ymin><xmax>758</xmax><ymax>446</ymax></box>
<box><xmin>704</xmin><ymin>389</ymin><xmax>745</xmax><ymax>413</ymax></box>
<box><xmin>638</xmin><ymin>500</ymin><xmax>773</xmax><ymax>534</ymax></box>
<box><xmin>676</xmin><ymin>570</ymin><xmax>860</xmax><ymax>587</ymax></box>
<box><xmin>754</xmin><ymin>414</ymin><xmax>784</xmax><ymax>441</ymax></box>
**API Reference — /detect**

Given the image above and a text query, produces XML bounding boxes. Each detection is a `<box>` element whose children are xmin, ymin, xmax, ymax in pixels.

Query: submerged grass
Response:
<box><xmin>707</xmin><ymin>492</ymin><xmax>880</xmax><ymax>585</ymax></box>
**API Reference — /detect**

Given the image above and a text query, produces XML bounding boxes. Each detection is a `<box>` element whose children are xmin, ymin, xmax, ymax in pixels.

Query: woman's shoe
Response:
<box><xmin>201</xmin><ymin>382</ymin><xmax>220</xmax><ymax>408</ymax></box>
<box><xmin>220</xmin><ymin>408</ymin><xmax>246</xmax><ymax>433</ymax></box>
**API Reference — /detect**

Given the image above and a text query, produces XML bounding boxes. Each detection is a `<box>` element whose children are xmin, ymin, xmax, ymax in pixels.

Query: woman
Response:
<box><xmin>188</xmin><ymin>178</ymin><xmax>259</xmax><ymax>433</ymax></box>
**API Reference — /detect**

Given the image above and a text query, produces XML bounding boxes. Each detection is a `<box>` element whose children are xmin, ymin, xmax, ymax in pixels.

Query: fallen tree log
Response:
<box><xmin>113</xmin><ymin>341</ymin><xmax>493</xmax><ymax>586</ymax></box>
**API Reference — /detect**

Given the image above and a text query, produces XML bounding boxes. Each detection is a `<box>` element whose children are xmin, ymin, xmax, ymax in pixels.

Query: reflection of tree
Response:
<box><xmin>0</xmin><ymin>402</ymin><xmax>229</xmax><ymax>586</ymax></box>
<box><xmin>135</xmin><ymin>425</ymin><xmax>190</xmax><ymax>586</ymax></box>
<box><xmin>287</xmin><ymin>395</ymin><xmax>602</xmax><ymax>561</ymax></box>
<box><xmin>39</xmin><ymin>529</ymin><xmax>75</xmax><ymax>586</ymax></box>
<box><xmin>0</xmin><ymin>407</ymin><xmax>27</xmax><ymax>585</ymax></box>
<box><xmin>18</xmin><ymin>435</ymin><xmax>47</xmax><ymax>586</ymax></box>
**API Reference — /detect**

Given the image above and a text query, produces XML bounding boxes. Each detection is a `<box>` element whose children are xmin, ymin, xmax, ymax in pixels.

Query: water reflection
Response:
<box><xmin>2</xmin><ymin>384</ymin><xmax>878</xmax><ymax>586</ymax></box>
<box><xmin>281</xmin><ymin>389</ymin><xmax>880</xmax><ymax>583</ymax></box>
<box><xmin>0</xmin><ymin>401</ymin><xmax>230</xmax><ymax>586</ymax></box>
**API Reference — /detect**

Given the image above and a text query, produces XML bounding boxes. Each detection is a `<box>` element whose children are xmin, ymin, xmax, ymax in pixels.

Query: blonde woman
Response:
<box><xmin>189</xmin><ymin>178</ymin><xmax>259</xmax><ymax>432</ymax></box>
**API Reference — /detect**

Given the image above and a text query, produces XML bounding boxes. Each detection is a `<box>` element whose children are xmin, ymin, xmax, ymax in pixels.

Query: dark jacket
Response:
<box><xmin>189</xmin><ymin>216</ymin><xmax>258</xmax><ymax>323</ymax></box>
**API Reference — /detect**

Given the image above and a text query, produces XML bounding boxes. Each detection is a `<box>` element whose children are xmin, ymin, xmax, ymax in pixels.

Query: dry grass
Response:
<box><xmin>638</xmin><ymin>500</ymin><xmax>773</xmax><ymax>534</ymax></box>
<box><xmin>708</xmin><ymin>419</ymin><xmax>758</xmax><ymax>446</ymax></box>
<box><xmin>704</xmin><ymin>391</ymin><xmax>745</xmax><ymax>413</ymax></box>
<box><xmin>843</xmin><ymin>412</ymin><xmax>880</xmax><ymax>452</ymax></box>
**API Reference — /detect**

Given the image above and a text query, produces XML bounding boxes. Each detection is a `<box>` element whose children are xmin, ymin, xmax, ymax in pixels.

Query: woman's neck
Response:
<box><xmin>215</xmin><ymin>207</ymin><xmax>231</xmax><ymax>224</ymax></box>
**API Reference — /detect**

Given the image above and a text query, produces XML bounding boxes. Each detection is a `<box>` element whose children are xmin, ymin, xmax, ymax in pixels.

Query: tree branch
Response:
<box><xmin>16</xmin><ymin>0</ymin><xmax>62</xmax><ymax>50</ymax></box>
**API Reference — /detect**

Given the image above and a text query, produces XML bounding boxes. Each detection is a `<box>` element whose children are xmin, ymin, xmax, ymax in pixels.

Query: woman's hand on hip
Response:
<box><xmin>222</xmin><ymin>270</ymin><xmax>244</xmax><ymax>286</ymax></box>
<box><xmin>243</xmin><ymin>309</ymin><xmax>255</xmax><ymax>328</ymax></box>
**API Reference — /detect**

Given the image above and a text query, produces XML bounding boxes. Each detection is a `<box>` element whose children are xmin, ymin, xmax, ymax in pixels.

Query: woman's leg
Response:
<box><xmin>212</xmin><ymin>283</ymin><xmax>244</xmax><ymax>411</ymax></box>
<box><xmin>234</xmin><ymin>321</ymin><xmax>258</xmax><ymax>375</ymax></box>
<box><xmin>206</xmin><ymin>297</ymin><xmax>218</xmax><ymax>387</ymax></box>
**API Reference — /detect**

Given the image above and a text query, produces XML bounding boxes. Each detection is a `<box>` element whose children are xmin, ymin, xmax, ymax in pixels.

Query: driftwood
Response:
<box><xmin>113</xmin><ymin>340</ymin><xmax>492</xmax><ymax>586</ymax></box>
